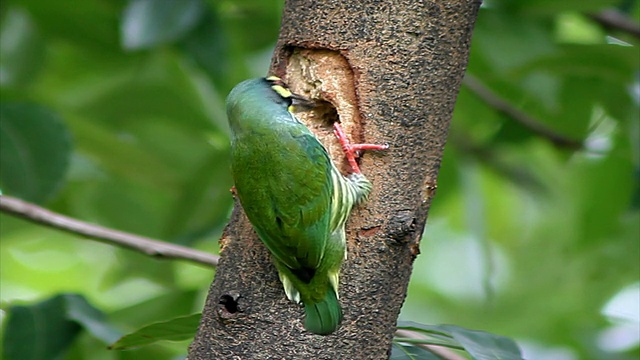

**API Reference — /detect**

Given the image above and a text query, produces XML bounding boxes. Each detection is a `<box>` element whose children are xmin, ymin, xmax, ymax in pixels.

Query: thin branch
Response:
<box><xmin>590</xmin><ymin>9</ymin><xmax>640</xmax><ymax>39</ymax></box>
<box><xmin>450</xmin><ymin>131</ymin><xmax>548</xmax><ymax>193</ymax></box>
<box><xmin>462</xmin><ymin>74</ymin><xmax>583</xmax><ymax>150</ymax></box>
<box><xmin>395</xmin><ymin>329</ymin><xmax>468</xmax><ymax>360</ymax></box>
<box><xmin>0</xmin><ymin>195</ymin><xmax>219</xmax><ymax>268</ymax></box>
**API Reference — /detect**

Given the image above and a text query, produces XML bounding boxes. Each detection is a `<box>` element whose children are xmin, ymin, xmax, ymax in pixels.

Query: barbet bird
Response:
<box><xmin>227</xmin><ymin>76</ymin><xmax>387</xmax><ymax>335</ymax></box>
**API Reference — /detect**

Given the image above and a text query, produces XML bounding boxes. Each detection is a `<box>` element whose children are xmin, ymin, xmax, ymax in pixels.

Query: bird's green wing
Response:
<box><xmin>233</xmin><ymin>123</ymin><xmax>333</xmax><ymax>275</ymax></box>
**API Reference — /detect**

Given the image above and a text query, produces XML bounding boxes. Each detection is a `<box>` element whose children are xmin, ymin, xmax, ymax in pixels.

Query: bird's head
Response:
<box><xmin>265</xmin><ymin>76</ymin><xmax>316</xmax><ymax>113</ymax></box>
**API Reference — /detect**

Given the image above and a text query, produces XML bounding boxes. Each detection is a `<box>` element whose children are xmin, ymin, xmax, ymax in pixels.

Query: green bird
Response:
<box><xmin>227</xmin><ymin>76</ymin><xmax>386</xmax><ymax>335</ymax></box>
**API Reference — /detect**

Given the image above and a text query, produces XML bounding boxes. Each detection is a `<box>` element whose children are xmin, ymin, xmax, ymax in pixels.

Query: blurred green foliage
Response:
<box><xmin>0</xmin><ymin>0</ymin><xmax>638</xmax><ymax>359</ymax></box>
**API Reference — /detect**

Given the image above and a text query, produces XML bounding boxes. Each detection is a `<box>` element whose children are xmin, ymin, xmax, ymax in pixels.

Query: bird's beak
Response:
<box><xmin>290</xmin><ymin>93</ymin><xmax>317</xmax><ymax>112</ymax></box>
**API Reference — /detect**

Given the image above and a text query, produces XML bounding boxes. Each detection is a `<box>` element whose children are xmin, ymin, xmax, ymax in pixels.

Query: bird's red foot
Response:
<box><xmin>333</xmin><ymin>122</ymin><xmax>388</xmax><ymax>174</ymax></box>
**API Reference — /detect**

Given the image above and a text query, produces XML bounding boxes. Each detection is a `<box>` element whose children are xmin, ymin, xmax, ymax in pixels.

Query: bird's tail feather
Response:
<box><xmin>304</xmin><ymin>289</ymin><xmax>342</xmax><ymax>335</ymax></box>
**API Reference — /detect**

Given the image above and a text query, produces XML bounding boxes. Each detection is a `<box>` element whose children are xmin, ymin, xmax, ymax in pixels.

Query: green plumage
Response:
<box><xmin>227</xmin><ymin>77</ymin><xmax>371</xmax><ymax>335</ymax></box>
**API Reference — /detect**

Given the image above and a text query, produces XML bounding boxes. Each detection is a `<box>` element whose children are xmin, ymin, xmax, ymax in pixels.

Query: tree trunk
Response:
<box><xmin>188</xmin><ymin>0</ymin><xmax>480</xmax><ymax>358</ymax></box>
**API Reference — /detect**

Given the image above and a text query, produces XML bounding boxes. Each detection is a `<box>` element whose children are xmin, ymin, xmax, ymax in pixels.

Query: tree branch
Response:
<box><xmin>450</xmin><ymin>131</ymin><xmax>547</xmax><ymax>193</ymax></box>
<box><xmin>463</xmin><ymin>74</ymin><xmax>583</xmax><ymax>150</ymax></box>
<box><xmin>590</xmin><ymin>9</ymin><xmax>640</xmax><ymax>39</ymax></box>
<box><xmin>0</xmin><ymin>195</ymin><xmax>219</xmax><ymax>268</ymax></box>
<box><xmin>189</xmin><ymin>0</ymin><xmax>482</xmax><ymax>358</ymax></box>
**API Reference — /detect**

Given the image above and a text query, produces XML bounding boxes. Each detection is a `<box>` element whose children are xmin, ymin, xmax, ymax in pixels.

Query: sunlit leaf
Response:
<box><xmin>0</xmin><ymin>7</ymin><xmax>46</xmax><ymax>87</ymax></box>
<box><xmin>121</xmin><ymin>0</ymin><xmax>205</xmax><ymax>50</ymax></box>
<box><xmin>64</xmin><ymin>294</ymin><xmax>122</xmax><ymax>344</ymax></box>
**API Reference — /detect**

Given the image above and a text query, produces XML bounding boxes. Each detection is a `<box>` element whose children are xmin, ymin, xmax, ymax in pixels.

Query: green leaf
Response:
<box><xmin>0</xmin><ymin>7</ymin><xmax>46</xmax><ymax>87</ymax></box>
<box><xmin>2</xmin><ymin>294</ymin><xmax>121</xmax><ymax>360</ymax></box>
<box><xmin>181</xmin><ymin>11</ymin><xmax>235</xmax><ymax>90</ymax></box>
<box><xmin>3</xmin><ymin>296</ymin><xmax>80</xmax><ymax>360</ymax></box>
<box><xmin>109</xmin><ymin>313</ymin><xmax>201</xmax><ymax>350</ymax></box>
<box><xmin>64</xmin><ymin>295</ymin><xmax>122</xmax><ymax>344</ymax></box>
<box><xmin>0</xmin><ymin>102</ymin><xmax>72</xmax><ymax>203</ymax></box>
<box><xmin>14</xmin><ymin>0</ymin><xmax>121</xmax><ymax>50</ymax></box>
<box><xmin>109</xmin><ymin>290</ymin><xmax>200</xmax><ymax>329</ymax></box>
<box><xmin>440</xmin><ymin>325</ymin><xmax>523</xmax><ymax>360</ymax></box>
<box><xmin>397</xmin><ymin>322</ymin><xmax>523</xmax><ymax>360</ymax></box>
<box><xmin>390</xmin><ymin>343</ymin><xmax>442</xmax><ymax>360</ymax></box>
<box><xmin>121</xmin><ymin>0</ymin><xmax>205</xmax><ymax>50</ymax></box>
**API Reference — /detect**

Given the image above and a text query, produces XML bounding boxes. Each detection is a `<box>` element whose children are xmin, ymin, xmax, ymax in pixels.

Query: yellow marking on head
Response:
<box><xmin>266</xmin><ymin>76</ymin><xmax>293</xmax><ymax>99</ymax></box>
<box><xmin>271</xmin><ymin>84</ymin><xmax>293</xmax><ymax>99</ymax></box>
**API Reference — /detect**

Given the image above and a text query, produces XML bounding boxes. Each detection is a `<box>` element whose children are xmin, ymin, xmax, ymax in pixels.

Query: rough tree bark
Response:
<box><xmin>189</xmin><ymin>0</ymin><xmax>481</xmax><ymax>358</ymax></box>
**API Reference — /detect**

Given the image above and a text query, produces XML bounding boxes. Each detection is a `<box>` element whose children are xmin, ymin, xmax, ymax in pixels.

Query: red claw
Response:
<box><xmin>332</xmin><ymin>122</ymin><xmax>389</xmax><ymax>174</ymax></box>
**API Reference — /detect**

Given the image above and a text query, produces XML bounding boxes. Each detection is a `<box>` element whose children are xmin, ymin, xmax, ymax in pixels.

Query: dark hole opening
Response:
<box><xmin>313</xmin><ymin>100</ymin><xmax>339</xmax><ymax>127</ymax></box>
<box><xmin>219</xmin><ymin>294</ymin><xmax>239</xmax><ymax>313</ymax></box>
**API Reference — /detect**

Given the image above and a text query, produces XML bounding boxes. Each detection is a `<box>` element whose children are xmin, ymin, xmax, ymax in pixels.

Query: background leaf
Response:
<box><xmin>397</xmin><ymin>322</ymin><xmax>523</xmax><ymax>360</ymax></box>
<box><xmin>0</xmin><ymin>102</ymin><xmax>71</xmax><ymax>203</ymax></box>
<box><xmin>121</xmin><ymin>0</ymin><xmax>205</xmax><ymax>50</ymax></box>
<box><xmin>2</xmin><ymin>294</ymin><xmax>120</xmax><ymax>360</ymax></box>
<box><xmin>440</xmin><ymin>325</ymin><xmax>523</xmax><ymax>360</ymax></box>
<box><xmin>3</xmin><ymin>296</ymin><xmax>80</xmax><ymax>360</ymax></box>
<box><xmin>0</xmin><ymin>7</ymin><xmax>46</xmax><ymax>87</ymax></box>
<box><xmin>390</xmin><ymin>343</ymin><xmax>443</xmax><ymax>360</ymax></box>
<box><xmin>109</xmin><ymin>314</ymin><xmax>201</xmax><ymax>350</ymax></box>
<box><xmin>63</xmin><ymin>294</ymin><xmax>122</xmax><ymax>344</ymax></box>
